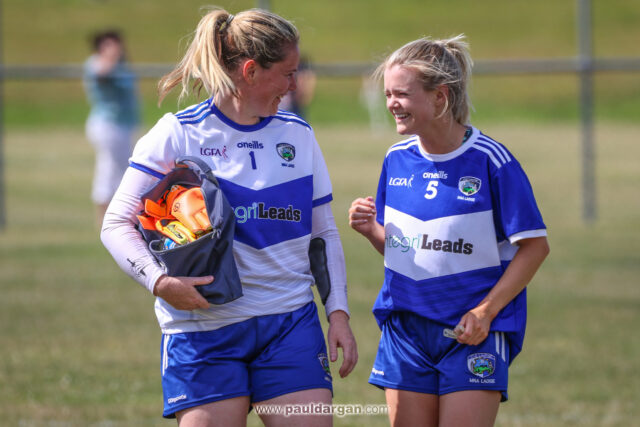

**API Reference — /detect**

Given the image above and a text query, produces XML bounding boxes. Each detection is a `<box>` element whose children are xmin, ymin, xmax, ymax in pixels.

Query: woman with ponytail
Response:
<box><xmin>101</xmin><ymin>7</ymin><xmax>356</xmax><ymax>426</ymax></box>
<box><xmin>349</xmin><ymin>35</ymin><xmax>549</xmax><ymax>426</ymax></box>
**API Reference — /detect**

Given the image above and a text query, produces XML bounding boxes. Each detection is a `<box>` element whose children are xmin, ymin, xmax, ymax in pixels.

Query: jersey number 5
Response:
<box><xmin>424</xmin><ymin>180</ymin><xmax>438</xmax><ymax>199</ymax></box>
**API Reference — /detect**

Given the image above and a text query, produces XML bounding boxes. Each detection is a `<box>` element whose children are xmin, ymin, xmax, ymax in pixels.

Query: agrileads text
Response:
<box><xmin>234</xmin><ymin>202</ymin><xmax>302</xmax><ymax>224</ymax></box>
<box><xmin>386</xmin><ymin>234</ymin><xmax>473</xmax><ymax>254</ymax></box>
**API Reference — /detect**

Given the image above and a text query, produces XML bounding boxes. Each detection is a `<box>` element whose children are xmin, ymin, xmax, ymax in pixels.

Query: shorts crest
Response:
<box><xmin>467</xmin><ymin>353</ymin><xmax>496</xmax><ymax>378</ymax></box>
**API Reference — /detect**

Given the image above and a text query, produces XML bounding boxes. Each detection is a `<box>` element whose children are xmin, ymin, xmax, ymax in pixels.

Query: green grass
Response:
<box><xmin>1</xmin><ymin>0</ymin><xmax>640</xmax><ymax>425</ymax></box>
<box><xmin>2</xmin><ymin>0</ymin><xmax>640</xmax><ymax>129</ymax></box>
<box><xmin>4</xmin><ymin>71</ymin><xmax>640</xmax><ymax>130</ymax></box>
<box><xmin>5</xmin><ymin>0</ymin><xmax>639</xmax><ymax>63</ymax></box>
<box><xmin>1</xmin><ymin>123</ymin><xmax>639</xmax><ymax>426</ymax></box>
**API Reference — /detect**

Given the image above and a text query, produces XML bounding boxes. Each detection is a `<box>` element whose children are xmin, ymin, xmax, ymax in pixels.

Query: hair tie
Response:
<box><xmin>219</xmin><ymin>14</ymin><xmax>234</xmax><ymax>33</ymax></box>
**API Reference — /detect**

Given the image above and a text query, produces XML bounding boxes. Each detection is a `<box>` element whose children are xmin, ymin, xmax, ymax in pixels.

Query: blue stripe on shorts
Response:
<box><xmin>160</xmin><ymin>302</ymin><xmax>332</xmax><ymax>418</ymax></box>
<box><xmin>369</xmin><ymin>311</ymin><xmax>510</xmax><ymax>401</ymax></box>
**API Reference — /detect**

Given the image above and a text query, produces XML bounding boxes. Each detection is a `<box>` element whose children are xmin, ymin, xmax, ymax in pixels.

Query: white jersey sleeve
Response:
<box><xmin>101</xmin><ymin>114</ymin><xmax>187</xmax><ymax>293</ymax></box>
<box><xmin>100</xmin><ymin>167</ymin><xmax>165</xmax><ymax>293</ymax></box>
<box><xmin>311</xmin><ymin>132</ymin><xmax>333</xmax><ymax>205</ymax></box>
<box><xmin>311</xmin><ymin>203</ymin><xmax>349</xmax><ymax>318</ymax></box>
<box><xmin>129</xmin><ymin>113</ymin><xmax>183</xmax><ymax>175</ymax></box>
<box><xmin>307</xmin><ymin>128</ymin><xmax>348</xmax><ymax>317</ymax></box>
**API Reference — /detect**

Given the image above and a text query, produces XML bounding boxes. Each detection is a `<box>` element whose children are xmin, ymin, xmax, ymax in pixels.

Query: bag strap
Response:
<box><xmin>175</xmin><ymin>156</ymin><xmax>219</xmax><ymax>186</ymax></box>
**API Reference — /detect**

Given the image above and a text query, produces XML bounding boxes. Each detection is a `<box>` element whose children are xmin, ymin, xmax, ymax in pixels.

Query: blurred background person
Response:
<box><xmin>83</xmin><ymin>29</ymin><xmax>140</xmax><ymax>225</ymax></box>
<box><xmin>279</xmin><ymin>54</ymin><xmax>316</xmax><ymax>119</ymax></box>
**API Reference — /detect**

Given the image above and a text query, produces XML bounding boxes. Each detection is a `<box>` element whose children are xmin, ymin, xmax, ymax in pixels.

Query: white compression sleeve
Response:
<box><xmin>311</xmin><ymin>203</ymin><xmax>350</xmax><ymax>318</ymax></box>
<box><xmin>100</xmin><ymin>167</ymin><xmax>166</xmax><ymax>294</ymax></box>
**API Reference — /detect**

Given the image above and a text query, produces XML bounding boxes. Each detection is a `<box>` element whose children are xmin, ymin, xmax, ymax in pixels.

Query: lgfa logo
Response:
<box><xmin>389</xmin><ymin>174</ymin><xmax>414</xmax><ymax>188</ymax></box>
<box><xmin>200</xmin><ymin>146</ymin><xmax>229</xmax><ymax>160</ymax></box>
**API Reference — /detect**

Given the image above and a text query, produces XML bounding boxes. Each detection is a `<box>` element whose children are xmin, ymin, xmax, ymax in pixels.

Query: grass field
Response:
<box><xmin>2</xmin><ymin>0</ymin><xmax>639</xmax><ymax>425</ymax></box>
<box><xmin>3</xmin><ymin>0</ymin><xmax>640</xmax><ymax>128</ymax></box>
<box><xmin>1</xmin><ymin>121</ymin><xmax>639</xmax><ymax>426</ymax></box>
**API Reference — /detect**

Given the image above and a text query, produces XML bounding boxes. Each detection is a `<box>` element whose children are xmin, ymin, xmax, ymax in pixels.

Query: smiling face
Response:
<box><xmin>383</xmin><ymin>64</ymin><xmax>441</xmax><ymax>137</ymax></box>
<box><xmin>250</xmin><ymin>44</ymin><xmax>300</xmax><ymax>118</ymax></box>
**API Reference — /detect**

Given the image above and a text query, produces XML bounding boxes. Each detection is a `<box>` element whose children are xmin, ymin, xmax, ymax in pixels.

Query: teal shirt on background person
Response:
<box><xmin>83</xmin><ymin>55</ymin><xmax>140</xmax><ymax>127</ymax></box>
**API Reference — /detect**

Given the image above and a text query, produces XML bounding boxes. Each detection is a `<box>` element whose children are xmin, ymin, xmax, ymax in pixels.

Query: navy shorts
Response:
<box><xmin>160</xmin><ymin>302</ymin><xmax>332</xmax><ymax>418</ymax></box>
<box><xmin>369</xmin><ymin>311</ymin><xmax>510</xmax><ymax>401</ymax></box>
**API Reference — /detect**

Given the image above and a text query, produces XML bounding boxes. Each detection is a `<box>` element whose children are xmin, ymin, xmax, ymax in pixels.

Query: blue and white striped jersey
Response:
<box><xmin>130</xmin><ymin>100</ymin><xmax>334</xmax><ymax>333</ymax></box>
<box><xmin>373</xmin><ymin>126</ymin><xmax>546</xmax><ymax>359</ymax></box>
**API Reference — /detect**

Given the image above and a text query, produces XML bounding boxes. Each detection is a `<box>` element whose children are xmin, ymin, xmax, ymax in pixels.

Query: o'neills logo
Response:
<box><xmin>167</xmin><ymin>394</ymin><xmax>187</xmax><ymax>404</ymax></box>
<box><xmin>237</xmin><ymin>140</ymin><xmax>264</xmax><ymax>149</ymax></box>
<box><xmin>423</xmin><ymin>171</ymin><xmax>448</xmax><ymax>179</ymax></box>
<box><xmin>385</xmin><ymin>233</ymin><xmax>473</xmax><ymax>254</ymax></box>
<box><xmin>234</xmin><ymin>202</ymin><xmax>301</xmax><ymax>224</ymax></box>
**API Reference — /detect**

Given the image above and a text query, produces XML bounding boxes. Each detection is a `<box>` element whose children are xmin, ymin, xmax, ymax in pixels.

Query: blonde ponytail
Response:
<box><xmin>158</xmin><ymin>7</ymin><xmax>299</xmax><ymax>105</ymax></box>
<box><xmin>440</xmin><ymin>35</ymin><xmax>473</xmax><ymax>124</ymax></box>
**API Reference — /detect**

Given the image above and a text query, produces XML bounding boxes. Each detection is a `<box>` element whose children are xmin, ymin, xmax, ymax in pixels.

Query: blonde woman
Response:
<box><xmin>102</xmin><ymin>7</ymin><xmax>356</xmax><ymax>426</ymax></box>
<box><xmin>349</xmin><ymin>35</ymin><xmax>549</xmax><ymax>426</ymax></box>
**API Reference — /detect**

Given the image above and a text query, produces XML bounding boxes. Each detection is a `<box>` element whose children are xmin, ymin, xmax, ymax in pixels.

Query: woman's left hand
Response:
<box><xmin>327</xmin><ymin>310</ymin><xmax>358</xmax><ymax>378</ymax></box>
<box><xmin>454</xmin><ymin>236</ymin><xmax>550</xmax><ymax>346</ymax></box>
<box><xmin>455</xmin><ymin>305</ymin><xmax>494</xmax><ymax>346</ymax></box>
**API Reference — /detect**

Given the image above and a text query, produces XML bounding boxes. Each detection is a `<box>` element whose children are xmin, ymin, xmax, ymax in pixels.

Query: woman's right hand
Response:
<box><xmin>349</xmin><ymin>196</ymin><xmax>385</xmax><ymax>255</ymax></box>
<box><xmin>152</xmin><ymin>275</ymin><xmax>212</xmax><ymax>310</ymax></box>
<box><xmin>348</xmin><ymin>196</ymin><xmax>377</xmax><ymax>236</ymax></box>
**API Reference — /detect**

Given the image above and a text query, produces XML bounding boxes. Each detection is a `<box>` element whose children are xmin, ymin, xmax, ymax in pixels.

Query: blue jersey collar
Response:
<box><xmin>210</xmin><ymin>102</ymin><xmax>273</xmax><ymax>132</ymax></box>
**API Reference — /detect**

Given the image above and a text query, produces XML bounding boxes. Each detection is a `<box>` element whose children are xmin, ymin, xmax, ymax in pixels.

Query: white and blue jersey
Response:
<box><xmin>373</xmin><ymin>126</ymin><xmax>546</xmax><ymax>359</ymax></box>
<box><xmin>130</xmin><ymin>100</ymin><xmax>333</xmax><ymax>333</ymax></box>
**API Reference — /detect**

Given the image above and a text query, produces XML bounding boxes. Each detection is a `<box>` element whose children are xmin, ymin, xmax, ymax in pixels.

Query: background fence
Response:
<box><xmin>2</xmin><ymin>1</ymin><xmax>640</xmax><ymax>425</ymax></box>
<box><xmin>1</xmin><ymin>0</ymin><xmax>639</xmax><ymax>228</ymax></box>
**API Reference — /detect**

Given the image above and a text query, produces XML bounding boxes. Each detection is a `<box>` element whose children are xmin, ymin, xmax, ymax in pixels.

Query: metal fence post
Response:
<box><xmin>578</xmin><ymin>0</ymin><xmax>596</xmax><ymax>222</ymax></box>
<box><xmin>0</xmin><ymin>0</ymin><xmax>6</xmax><ymax>229</ymax></box>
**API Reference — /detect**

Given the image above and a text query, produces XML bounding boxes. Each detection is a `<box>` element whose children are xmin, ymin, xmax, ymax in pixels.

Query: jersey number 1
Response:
<box><xmin>249</xmin><ymin>151</ymin><xmax>257</xmax><ymax>170</ymax></box>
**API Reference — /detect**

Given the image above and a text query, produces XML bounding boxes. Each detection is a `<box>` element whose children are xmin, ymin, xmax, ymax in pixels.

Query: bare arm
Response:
<box><xmin>456</xmin><ymin>236</ymin><xmax>550</xmax><ymax>345</ymax></box>
<box><xmin>327</xmin><ymin>310</ymin><xmax>358</xmax><ymax>378</ymax></box>
<box><xmin>348</xmin><ymin>196</ymin><xmax>385</xmax><ymax>255</ymax></box>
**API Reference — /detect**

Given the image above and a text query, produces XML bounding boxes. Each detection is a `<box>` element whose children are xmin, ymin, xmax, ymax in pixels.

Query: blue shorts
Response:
<box><xmin>369</xmin><ymin>311</ymin><xmax>510</xmax><ymax>401</ymax></box>
<box><xmin>160</xmin><ymin>302</ymin><xmax>332</xmax><ymax>418</ymax></box>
